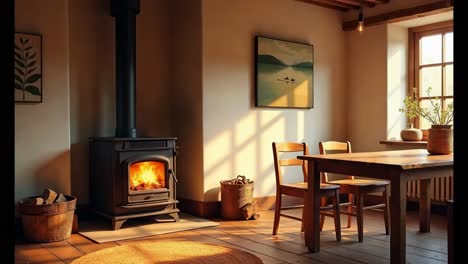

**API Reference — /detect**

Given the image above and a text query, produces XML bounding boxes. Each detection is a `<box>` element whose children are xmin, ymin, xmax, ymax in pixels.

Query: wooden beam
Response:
<box><xmin>336</xmin><ymin>0</ymin><xmax>375</xmax><ymax>8</ymax></box>
<box><xmin>342</xmin><ymin>0</ymin><xmax>453</xmax><ymax>31</ymax></box>
<box><xmin>366</xmin><ymin>0</ymin><xmax>389</xmax><ymax>3</ymax></box>
<box><xmin>296</xmin><ymin>0</ymin><xmax>352</xmax><ymax>11</ymax></box>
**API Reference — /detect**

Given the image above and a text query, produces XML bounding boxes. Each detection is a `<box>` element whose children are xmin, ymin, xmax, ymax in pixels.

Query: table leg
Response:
<box><xmin>419</xmin><ymin>179</ymin><xmax>431</xmax><ymax>232</ymax></box>
<box><xmin>390</xmin><ymin>177</ymin><xmax>407</xmax><ymax>264</ymax></box>
<box><xmin>304</xmin><ymin>160</ymin><xmax>321</xmax><ymax>252</ymax></box>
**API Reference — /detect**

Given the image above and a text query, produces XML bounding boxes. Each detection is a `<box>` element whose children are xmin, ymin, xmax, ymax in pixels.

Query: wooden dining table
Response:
<box><xmin>298</xmin><ymin>149</ymin><xmax>453</xmax><ymax>264</ymax></box>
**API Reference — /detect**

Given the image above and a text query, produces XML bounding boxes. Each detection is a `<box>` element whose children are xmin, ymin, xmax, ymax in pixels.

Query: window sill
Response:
<box><xmin>379</xmin><ymin>140</ymin><xmax>427</xmax><ymax>147</ymax></box>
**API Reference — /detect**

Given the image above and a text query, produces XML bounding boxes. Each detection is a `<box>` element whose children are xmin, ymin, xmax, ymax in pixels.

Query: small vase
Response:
<box><xmin>400</xmin><ymin>124</ymin><xmax>423</xmax><ymax>141</ymax></box>
<box><xmin>427</xmin><ymin>125</ymin><xmax>453</xmax><ymax>155</ymax></box>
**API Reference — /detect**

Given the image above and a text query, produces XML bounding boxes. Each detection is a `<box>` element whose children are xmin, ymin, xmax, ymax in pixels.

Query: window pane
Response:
<box><xmin>420</xmin><ymin>66</ymin><xmax>442</xmax><ymax>97</ymax></box>
<box><xmin>445</xmin><ymin>65</ymin><xmax>453</xmax><ymax>96</ymax></box>
<box><xmin>421</xmin><ymin>34</ymin><xmax>442</xmax><ymax>65</ymax></box>
<box><xmin>444</xmin><ymin>32</ymin><xmax>453</xmax><ymax>62</ymax></box>
<box><xmin>445</xmin><ymin>98</ymin><xmax>454</xmax><ymax>125</ymax></box>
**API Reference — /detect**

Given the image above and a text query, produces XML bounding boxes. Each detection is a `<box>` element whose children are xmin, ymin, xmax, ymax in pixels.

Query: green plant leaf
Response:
<box><xmin>15</xmin><ymin>81</ymin><xmax>23</xmax><ymax>90</ymax></box>
<box><xmin>27</xmin><ymin>67</ymin><xmax>36</xmax><ymax>74</ymax></box>
<box><xmin>15</xmin><ymin>67</ymin><xmax>25</xmax><ymax>75</ymax></box>
<box><xmin>26</xmin><ymin>74</ymin><xmax>41</xmax><ymax>84</ymax></box>
<box><xmin>15</xmin><ymin>58</ymin><xmax>25</xmax><ymax>68</ymax></box>
<box><xmin>27</xmin><ymin>60</ymin><xmax>36</xmax><ymax>68</ymax></box>
<box><xmin>25</xmin><ymin>85</ymin><xmax>41</xmax><ymax>96</ymax></box>
<box><xmin>14</xmin><ymin>74</ymin><xmax>23</xmax><ymax>84</ymax></box>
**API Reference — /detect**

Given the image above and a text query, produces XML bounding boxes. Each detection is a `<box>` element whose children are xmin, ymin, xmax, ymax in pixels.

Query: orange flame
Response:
<box><xmin>129</xmin><ymin>161</ymin><xmax>164</xmax><ymax>191</ymax></box>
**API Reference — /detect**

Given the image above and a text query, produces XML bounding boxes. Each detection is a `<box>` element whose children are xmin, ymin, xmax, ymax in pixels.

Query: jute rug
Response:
<box><xmin>70</xmin><ymin>241</ymin><xmax>263</xmax><ymax>264</ymax></box>
<box><xmin>78</xmin><ymin>213</ymin><xmax>219</xmax><ymax>243</ymax></box>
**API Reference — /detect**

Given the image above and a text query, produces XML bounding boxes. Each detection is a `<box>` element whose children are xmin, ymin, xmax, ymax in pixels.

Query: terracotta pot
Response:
<box><xmin>427</xmin><ymin>125</ymin><xmax>453</xmax><ymax>155</ymax></box>
<box><xmin>400</xmin><ymin>124</ymin><xmax>423</xmax><ymax>141</ymax></box>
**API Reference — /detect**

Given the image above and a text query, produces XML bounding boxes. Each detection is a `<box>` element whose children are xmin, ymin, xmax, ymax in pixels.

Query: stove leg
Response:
<box><xmin>169</xmin><ymin>213</ymin><xmax>180</xmax><ymax>222</ymax></box>
<box><xmin>113</xmin><ymin>219</ymin><xmax>127</xmax><ymax>230</ymax></box>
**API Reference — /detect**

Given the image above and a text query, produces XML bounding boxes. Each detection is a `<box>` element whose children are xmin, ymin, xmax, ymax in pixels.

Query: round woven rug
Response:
<box><xmin>70</xmin><ymin>241</ymin><xmax>263</xmax><ymax>264</ymax></box>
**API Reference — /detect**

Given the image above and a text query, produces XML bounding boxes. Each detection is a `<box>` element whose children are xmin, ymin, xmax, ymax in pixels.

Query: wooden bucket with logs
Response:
<box><xmin>17</xmin><ymin>189</ymin><xmax>77</xmax><ymax>242</ymax></box>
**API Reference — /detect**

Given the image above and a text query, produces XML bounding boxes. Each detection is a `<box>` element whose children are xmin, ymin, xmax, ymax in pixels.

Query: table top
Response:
<box><xmin>298</xmin><ymin>149</ymin><xmax>453</xmax><ymax>170</ymax></box>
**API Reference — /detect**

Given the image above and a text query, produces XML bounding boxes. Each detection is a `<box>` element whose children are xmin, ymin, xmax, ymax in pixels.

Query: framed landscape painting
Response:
<box><xmin>255</xmin><ymin>36</ymin><xmax>313</xmax><ymax>109</ymax></box>
<box><xmin>15</xmin><ymin>32</ymin><xmax>42</xmax><ymax>103</ymax></box>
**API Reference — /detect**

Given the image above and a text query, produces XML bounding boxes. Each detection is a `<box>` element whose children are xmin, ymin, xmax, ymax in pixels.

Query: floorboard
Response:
<box><xmin>15</xmin><ymin>209</ymin><xmax>448</xmax><ymax>264</ymax></box>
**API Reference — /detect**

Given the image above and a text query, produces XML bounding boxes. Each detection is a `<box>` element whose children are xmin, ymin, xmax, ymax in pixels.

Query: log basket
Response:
<box><xmin>17</xmin><ymin>195</ymin><xmax>76</xmax><ymax>242</ymax></box>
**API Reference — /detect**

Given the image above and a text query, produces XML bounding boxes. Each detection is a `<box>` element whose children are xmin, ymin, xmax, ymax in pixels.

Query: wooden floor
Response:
<box><xmin>15</xmin><ymin>209</ymin><xmax>448</xmax><ymax>264</ymax></box>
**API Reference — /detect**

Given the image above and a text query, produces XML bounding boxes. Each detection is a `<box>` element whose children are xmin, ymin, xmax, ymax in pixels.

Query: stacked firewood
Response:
<box><xmin>220</xmin><ymin>175</ymin><xmax>253</xmax><ymax>185</ymax></box>
<box><xmin>23</xmin><ymin>188</ymin><xmax>68</xmax><ymax>205</ymax></box>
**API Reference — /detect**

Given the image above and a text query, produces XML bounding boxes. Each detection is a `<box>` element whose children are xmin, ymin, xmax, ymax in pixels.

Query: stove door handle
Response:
<box><xmin>169</xmin><ymin>169</ymin><xmax>178</xmax><ymax>183</ymax></box>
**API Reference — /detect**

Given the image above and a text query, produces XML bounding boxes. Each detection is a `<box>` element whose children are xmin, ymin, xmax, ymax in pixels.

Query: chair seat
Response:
<box><xmin>328</xmin><ymin>179</ymin><xmax>389</xmax><ymax>187</ymax></box>
<box><xmin>282</xmin><ymin>182</ymin><xmax>340</xmax><ymax>190</ymax></box>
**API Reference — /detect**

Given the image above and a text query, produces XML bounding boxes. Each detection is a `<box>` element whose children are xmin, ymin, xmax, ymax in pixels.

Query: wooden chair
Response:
<box><xmin>272</xmin><ymin>142</ymin><xmax>341</xmax><ymax>241</ymax></box>
<box><xmin>318</xmin><ymin>141</ymin><xmax>390</xmax><ymax>242</ymax></box>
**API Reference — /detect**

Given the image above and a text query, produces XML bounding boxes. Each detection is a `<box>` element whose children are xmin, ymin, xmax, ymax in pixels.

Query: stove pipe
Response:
<box><xmin>111</xmin><ymin>0</ymin><xmax>140</xmax><ymax>138</ymax></box>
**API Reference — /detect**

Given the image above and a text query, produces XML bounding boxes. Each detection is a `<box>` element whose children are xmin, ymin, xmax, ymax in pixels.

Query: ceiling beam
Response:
<box><xmin>336</xmin><ymin>0</ymin><xmax>375</xmax><ymax>8</ymax></box>
<box><xmin>366</xmin><ymin>0</ymin><xmax>389</xmax><ymax>3</ymax></box>
<box><xmin>296</xmin><ymin>0</ymin><xmax>354</xmax><ymax>11</ymax></box>
<box><xmin>342</xmin><ymin>0</ymin><xmax>453</xmax><ymax>31</ymax></box>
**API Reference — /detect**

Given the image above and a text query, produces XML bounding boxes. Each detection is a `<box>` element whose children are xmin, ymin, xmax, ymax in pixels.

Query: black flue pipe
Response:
<box><xmin>111</xmin><ymin>0</ymin><xmax>140</xmax><ymax>138</ymax></box>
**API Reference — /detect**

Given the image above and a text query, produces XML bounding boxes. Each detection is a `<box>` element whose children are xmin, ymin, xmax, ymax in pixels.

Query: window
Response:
<box><xmin>409</xmin><ymin>21</ymin><xmax>453</xmax><ymax>129</ymax></box>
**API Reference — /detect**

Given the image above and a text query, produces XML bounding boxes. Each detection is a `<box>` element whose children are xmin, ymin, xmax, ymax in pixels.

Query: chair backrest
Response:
<box><xmin>318</xmin><ymin>141</ymin><xmax>353</xmax><ymax>182</ymax></box>
<box><xmin>272</xmin><ymin>142</ymin><xmax>308</xmax><ymax>186</ymax></box>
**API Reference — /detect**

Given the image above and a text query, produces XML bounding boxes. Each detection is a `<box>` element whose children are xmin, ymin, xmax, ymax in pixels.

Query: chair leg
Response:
<box><xmin>273</xmin><ymin>193</ymin><xmax>281</xmax><ymax>235</ymax></box>
<box><xmin>301</xmin><ymin>205</ymin><xmax>305</xmax><ymax>232</ymax></box>
<box><xmin>334</xmin><ymin>190</ymin><xmax>341</xmax><ymax>242</ymax></box>
<box><xmin>347</xmin><ymin>193</ymin><xmax>353</xmax><ymax>228</ymax></box>
<box><xmin>356</xmin><ymin>191</ymin><xmax>364</xmax><ymax>242</ymax></box>
<box><xmin>383</xmin><ymin>185</ymin><xmax>390</xmax><ymax>235</ymax></box>
<box><xmin>320</xmin><ymin>196</ymin><xmax>326</xmax><ymax>232</ymax></box>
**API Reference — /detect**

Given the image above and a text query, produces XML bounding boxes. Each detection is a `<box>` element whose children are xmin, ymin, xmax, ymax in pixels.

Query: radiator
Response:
<box><xmin>406</xmin><ymin>176</ymin><xmax>453</xmax><ymax>204</ymax></box>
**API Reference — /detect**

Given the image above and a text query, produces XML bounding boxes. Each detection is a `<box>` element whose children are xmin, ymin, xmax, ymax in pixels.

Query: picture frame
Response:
<box><xmin>255</xmin><ymin>36</ymin><xmax>314</xmax><ymax>109</ymax></box>
<box><xmin>15</xmin><ymin>32</ymin><xmax>42</xmax><ymax>103</ymax></box>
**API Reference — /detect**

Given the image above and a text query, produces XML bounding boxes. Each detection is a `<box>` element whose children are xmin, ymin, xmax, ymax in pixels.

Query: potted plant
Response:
<box><xmin>399</xmin><ymin>87</ymin><xmax>454</xmax><ymax>154</ymax></box>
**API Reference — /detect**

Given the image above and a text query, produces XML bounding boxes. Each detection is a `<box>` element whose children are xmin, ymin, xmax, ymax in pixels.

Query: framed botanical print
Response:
<box><xmin>15</xmin><ymin>32</ymin><xmax>42</xmax><ymax>103</ymax></box>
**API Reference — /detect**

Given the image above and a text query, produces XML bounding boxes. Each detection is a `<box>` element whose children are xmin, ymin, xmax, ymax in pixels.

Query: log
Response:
<box><xmin>241</xmin><ymin>201</ymin><xmax>258</xmax><ymax>220</ymax></box>
<box><xmin>24</xmin><ymin>197</ymin><xmax>44</xmax><ymax>205</ymax></box>
<box><xmin>54</xmin><ymin>193</ymin><xmax>67</xmax><ymax>203</ymax></box>
<box><xmin>42</xmin><ymin>189</ymin><xmax>58</xmax><ymax>205</ymax></box>
<box><xmin>250</xmin><ymin>213</ymin><xmax>261</xmax><ymax>220</ymax></box>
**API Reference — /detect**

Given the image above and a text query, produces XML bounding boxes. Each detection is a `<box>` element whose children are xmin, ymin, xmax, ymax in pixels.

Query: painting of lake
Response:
<box><xmin>255</xmin><ymin>36</ymin><xmax>313</xmax><ymax>108</ymax></box>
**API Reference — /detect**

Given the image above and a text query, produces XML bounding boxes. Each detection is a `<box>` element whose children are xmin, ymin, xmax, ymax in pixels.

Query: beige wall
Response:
<box><xmin>15</xmin><ymin>0</ymin><xmax>71</xmax><ymax>201</ymax></box>
<box><xmin>202</xmin><ymin>0</ymin><xmax>348</xmax><ymax>201</ymax></box>
<box><xmin>347</xmin><ymin>25</ymin><xmax>388</xmax><ymax>152</ymax></box>
<box><xmin>170</xmin><ymin>0</ymin><xmax>204</xmax><ymax>201</ymax></box>
<box><xmin>386</xmin><ymin>24</ymin><xmax>408</xmax><ymax>142</ymax></box>
<box><xmin>69</xmin><ymin>0</ymin><xmax>173</xmax><ymax>204</ymax></box>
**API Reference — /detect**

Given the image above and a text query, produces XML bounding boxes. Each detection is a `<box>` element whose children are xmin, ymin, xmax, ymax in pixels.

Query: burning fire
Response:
<box><xmin>129</xmin><ymin>161</ymin><xmax>165</xmax><ymax>191</ymax></box>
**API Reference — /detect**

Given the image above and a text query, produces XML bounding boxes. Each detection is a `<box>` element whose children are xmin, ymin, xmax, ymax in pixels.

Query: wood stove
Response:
<box><xmin>89</xmin><ymin>137</ymin><xmax>179</xmax><ymax>230</ymax></box>
<box><xmin>89</xmin><ymin>0</ymin><xmax>179</xmax><ymax>230</ymax></box>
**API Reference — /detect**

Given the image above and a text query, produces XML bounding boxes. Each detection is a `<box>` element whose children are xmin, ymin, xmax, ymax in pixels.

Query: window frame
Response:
<box><xmin>408</xmin><ymin>20</ymin><xmax>453</xmax><ymax>129</ymax></box>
